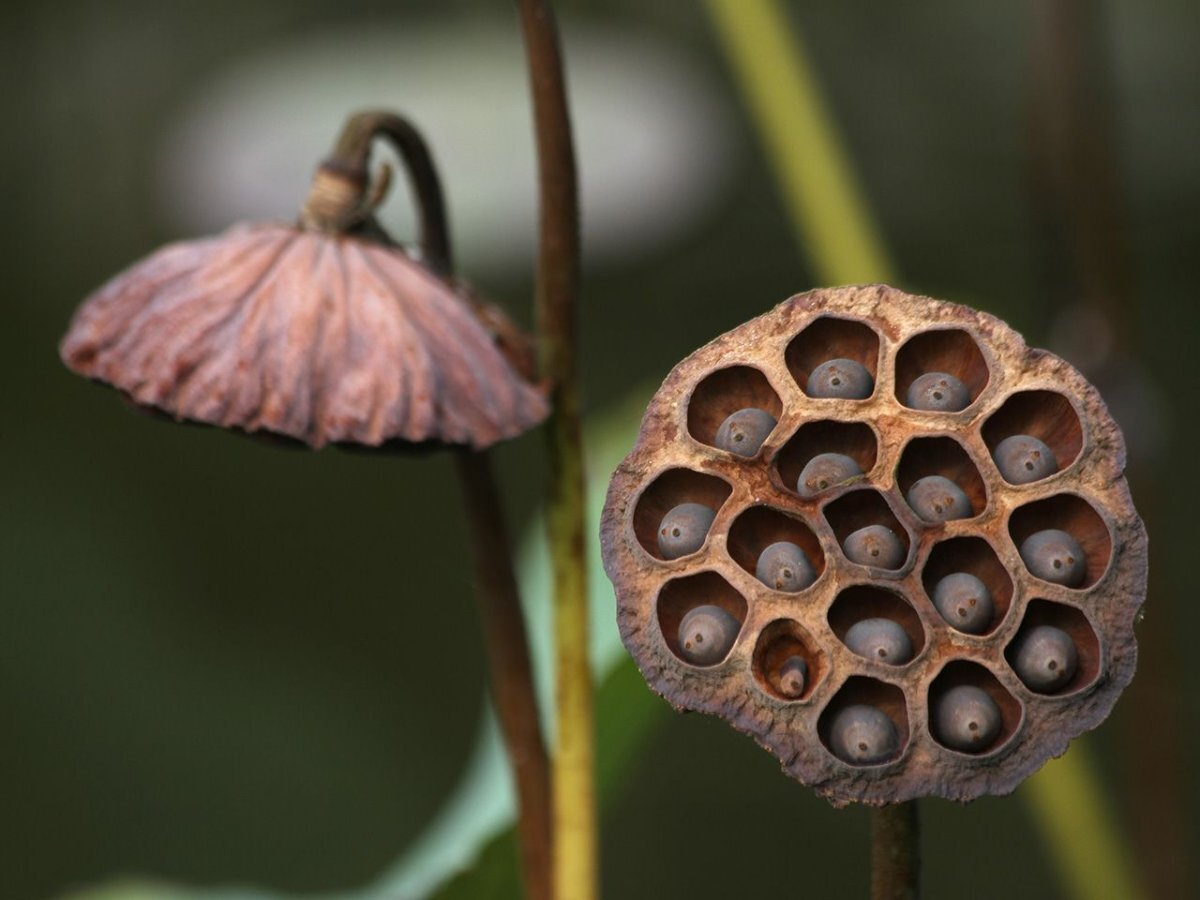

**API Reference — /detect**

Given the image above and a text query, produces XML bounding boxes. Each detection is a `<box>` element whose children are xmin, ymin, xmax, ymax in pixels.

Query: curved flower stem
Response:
<box><xmin>871</xmin><ymin>801</ymin><xmax>919</xmax><ymax>900</ymax></box>
<box><xmin>455</xmin><ymin>450</ymin><xmax>552</xmax><ymax>900</ymax></box>
<box><xmin>513</xmin><ymin>2</ymin><xmax>595</xmax><ymax>899</ymax></box>
<box><xmin>314</xmin><ymin>108</ymin><xmax>553</xmax><ymax>900</ymax></box>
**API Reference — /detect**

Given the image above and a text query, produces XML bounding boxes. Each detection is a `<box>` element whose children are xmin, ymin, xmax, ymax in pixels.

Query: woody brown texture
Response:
<box><xmin>60</xmin><ymin>223</ymin><xmax>547</xmax><ymax>450</ymax></box>
<box><xmin>600</xmin><ymin>284</ymin><xmax>1147</xmax><ymax>806</ymax></box>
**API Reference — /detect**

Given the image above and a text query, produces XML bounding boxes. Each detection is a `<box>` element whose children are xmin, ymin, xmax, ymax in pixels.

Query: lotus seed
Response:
<box><xmin>828</xmin><ymin>704</ymin><xmax>899</xmax><ymax>765</ymax></box>
<box><xmin>806</xmin><ymin>358</ymin><xmax>874</xmax><ymax>399</ymax></box>
<box><xmin>656</xmin><ymin>502</ymin><xmax>716</xmax><ymax>560</ymax></box>
<box><xmin>906</xmin><ymin>475</ymin><xmax>973</xmax><ymax>523</ymax></box>
<box><xmin>755</xmin><ymin>541</ymin><xmax>816</xmax><ymax>592</ymax></box>
<box><xmin>844</xmin><ymin>618</ymin><xmax>914</xmax><ymax>665</ymax></box>
<box><xmin>1019</xmin><ymin>529</ymin><xmax>1086</xmax><ymax>587</ymax></box>
<box><xmin>843</xmin><ymin>525</ymin><xmax>906</xmax><ymax>569</ymax></box>
<box><xmin>797</xmin><ymin>452</ymin><xmax>863</xmax><ymax>498</ymax></box>
<box><xmin>932</xmin><ymin>572</ymin><xmax>994</xmax><ymax>634</ymax></box>
<box><xmin>934</xmin><ymin>684</ymin><xmax>1002</xmax><ymax>752</ymax></box>
<box><xmin>677</xmin><ymin>604</ymin><xmax>740</xmax><ymax>666</ymax></box>
<box><xmin>778</xmin><ymin>655</ymin><xmax>808</xmax><ymax>698</ymax></box>
<box><xmin>906</xmin><ymin>372</ymin><xmax>970</xmax><ymax>412</ymax></box>
<box><xmin>1012</xmin><ymin>624</ymin><xmax>1078</xmax><ymax>692</ymax></box>
<box><xmin>714</xmin><ymin>407</ymin><xmax>777</xmax><ymax>457</ymax></box>
<box><xmin>993</xmin><ymin>434</ymin><xmax>1058</xmax><ymax>485</ymax></box>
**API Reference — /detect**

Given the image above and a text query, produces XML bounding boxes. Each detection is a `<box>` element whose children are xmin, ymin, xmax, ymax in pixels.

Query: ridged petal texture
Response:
<box><xmin>60</xmin><ymin>223</ymin><xmax>549</xmax><ymax>449</ymax></box>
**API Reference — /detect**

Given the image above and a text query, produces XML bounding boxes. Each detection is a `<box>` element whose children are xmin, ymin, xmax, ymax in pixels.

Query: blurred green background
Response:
<box><xmin>3</xmin><ymin>1</ymin><xmax>1197</xmax><ymax>898</ymax></box>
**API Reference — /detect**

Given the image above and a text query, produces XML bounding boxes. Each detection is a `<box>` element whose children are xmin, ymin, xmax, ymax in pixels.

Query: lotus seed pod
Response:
<box><xmin>932</xmin><ymin>572</ymin><xmax>995</xmax><ymax>634</ymax></box>
<box><xmin>906</xmin><ymin>372</ymin><xmax>970</xmax><ymax>412</ymax></box>
<box><xmin>994</xmin><ymin>434</ymin><xmax>1058</xmax><ymax>485</ymax></box>
<box><xmin>906</xmin><ymin>475</ymin><xmax>973</xmax><ymax>523</ymax></box>
<box><xmin>1012</xmin><ymin>625</ymin><xmax>1078</xmax><ymax>692</ymax></box>
<box><xmin>755</xmin><ymin>541</ymin><xmax>816</xmax><ymax>592</ymax></box>
<box><xmin>806</xmin><ymin>358</ymin><xmax>874</xmax><ymax>399</ymax></box>
<box><xmin>842</xmin><ymin>524</ymin><xmax>906</xmax><ymax>569</ymax></box>
<box><xmin>828</xmin><ymin>704</ymin><xmax>899</xmax><ymax>765</ymax></box>
<box><xmin>844</xmin><ymin>618</ymin><xmax>914</xmax><ymax>665</ymax></box>
<box><xmin>714</xmin><ymin>407</ymin><xmax>777</xmax><ymax>457</ymax></box>
<box><xmin>797</xmin><ymin>452</ymin><xmax>863</xmax><ymax>498</ymax></box>
<box><xmin>656</xmin><ymin>502</ymin><xmax>716</xmax><ymax>560</ymax></box>
<box><xmin>1020</xmin><ymin>529</ymin><xmax>1086</xmax><ymax>587</ymax></box>
<box><xmin>934</xmin><ymin>685</ymin><xmax>1002</xmax><ymax>752</ymax></box>
<box><xmin>778</xmin><ymin>656</ymin><xmax>808</xmax><ymax>698</ymax></box>
<box><xmin>601</xmin><ymin>285</ymin><xmax>1148</xmax><ymax>806</ymax></box>
<box><xmin>677</xmin><ymin>604</ymin><xmax>740</xmax><ymax>666</ymax></box>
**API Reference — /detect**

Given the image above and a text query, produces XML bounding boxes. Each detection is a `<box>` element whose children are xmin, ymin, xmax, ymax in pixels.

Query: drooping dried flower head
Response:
<box><xmin>60</xmin><ymin>111</ymin><xmax>547</xmax><ymax>449</ymax></box>
<box><xmin>600</xmin><ymin>285</ymin><xmax>1147</xmax><ymax>806</ymax></box>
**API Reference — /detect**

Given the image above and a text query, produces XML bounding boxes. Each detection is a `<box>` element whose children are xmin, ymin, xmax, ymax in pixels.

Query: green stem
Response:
<box><xmin>513</xmin><ymin>2</ymin><xmax>595</xmax><ymax>899</ymax></box>
<box><xmin>871</xmin><ymin>802</ymin><xmax>919</xmax><ymax>900</ymax></box>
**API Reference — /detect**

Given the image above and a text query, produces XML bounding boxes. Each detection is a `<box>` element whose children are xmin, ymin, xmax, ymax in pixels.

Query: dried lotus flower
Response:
<box><xmin>60</xmin><ymin>113</ymin><xmax>547</xmax><ymax>450</ymax></box>
<box><xmin>59</xmin><ymin>110</ymin><xmax>554</xmax><ymax>900</ymax></box>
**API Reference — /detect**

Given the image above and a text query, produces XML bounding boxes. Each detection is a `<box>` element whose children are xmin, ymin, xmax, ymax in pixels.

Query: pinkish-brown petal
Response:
<box><xmin>61</xmin><ymin>223</ymin><xmax>549</xmax><ymax>449</ymax></box>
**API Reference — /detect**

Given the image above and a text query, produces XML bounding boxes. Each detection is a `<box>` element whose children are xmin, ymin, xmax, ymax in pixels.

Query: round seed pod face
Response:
<box><xmin>60</xmin><ymin>223</ymin><xmax>548</xmax><ymax>450</ymax></box>
<box><xmin>600</xmin><ymin>284</ymin><xmax>1146</xmax><ymax>806</ymax></box>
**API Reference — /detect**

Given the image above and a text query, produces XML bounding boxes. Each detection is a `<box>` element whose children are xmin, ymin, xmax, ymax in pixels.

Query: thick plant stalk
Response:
<box><xmin>514</xmin><ymin>1</ymin><xmax>596</xmax><ymax>899</ymax></box>
<box><xmin>330</xmin><ymin>111</ymin><xmax>554</xmax><ymax>900</ymax></box>
<box><xmin>871</xmin><ymin>803</ymin><xmax>919</xmax><ymax>900</ymax></box>
<box><xmin>456</xmin><ymin>451</ymin><xmax>552</xmax><ymax>900</ymax></box>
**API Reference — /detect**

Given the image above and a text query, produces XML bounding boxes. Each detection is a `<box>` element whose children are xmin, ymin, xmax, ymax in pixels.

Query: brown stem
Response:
<box><xmin>513</xmin><ymin>2</ymin><xmax>595</xmax><ymax>899</ymax></box>
<box><xmin>317</xmin><ymin>108</ymin><xmax>553</xmax><ymax>899</ymax></box>
<box><xmin>871</xmin><ymin>802</ymin><xmax>919</xmax><ymax>900</ymax></box>
<box><xmin>302</xmin><ymin>110</ymin><xmax>453</xmax><ymax>276</ymax></box>
<box><xmin>455</xmin><ymin>451</ymin><xmax>552</xmax><ymax>900</ymax></box>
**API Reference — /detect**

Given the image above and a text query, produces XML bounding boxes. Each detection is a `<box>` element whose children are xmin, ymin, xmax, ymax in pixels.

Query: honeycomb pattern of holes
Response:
<box><xmin>823</xmin><ymin>488</ymin><xmax>913</xmax><ymax>570</ymax></box>
<box><xmin>726</xmin><ymin>505</ymin><xmax>826</xmax><ymax>591</ymax></box>
<box><xmin>686</xmin><ymin>365</ymin><xmax>784</xmax><ymax>453</ymax></box>
<box><xmin>1005</xmin><ymin>599</ymin><xmax>1102</xmax><ymax>696</ymax></box>
<box><xmin>927</xmin><ymin>660</ymin><xmax>1023</xmax><ymax>756</ymax></box>
<box><xmin>982</xmin><ymin>390</ymin><xmax>1084</xmax><ymax>480</ymax></box>
<box><xmin>773</xmin><ymin>420</ymin><xmax>879</xmax><ymax>497</ymax></box>
<box><xmin>893</xmin><ymin>327</ymin><xmax>990</xmax><ymax>410</ymax></box>
<box><xmin>1007</xmin><ymin>493</ymin><xmax>1113</xmax><ymax>590</ymax></box>
<box><xmin>785</xmin><ymin>316</ymin><xmax>881</xmax><ymax>398</ymax></box>
<box><xmin>632</xmin><ymin>468</ymin><xmax>733</xmax><ymax>561</ymax></box>
<box><xmin>817</xmin><ymin>676</ymin><xmax>910</xmax><ymax>766</ymax></box>
<box><xmin>920</xmin><ymin>536</ymin><xmax>1015</xmax><ymax>636</ymax></box>
<box><xmin>896</xmin><ymin>436</ymin><xmax>988</xmax><ymax>522</ymax></box>
<box><xmin>827</xmin><ymin>584</ymin><xmax>927</xmax><ymax>664</ymax></box>
<box><xmin>752</xmin><ymin>618</ymin><xmax>828</xmax><ymax>702</ymax></box>
<box><xmin>655</xmin><ymin>570</ymin><xmax>748</xmax><ymax>667</ymax></box>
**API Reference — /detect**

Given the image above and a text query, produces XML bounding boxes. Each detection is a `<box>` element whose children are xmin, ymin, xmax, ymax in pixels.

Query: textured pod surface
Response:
<box><xmin>60</xmin><ymin>223</ymin><xmax>548</xmax><ymax>449</ymax></box>
<box><xmin>599</xmin><ymin>284</ymin><xmax>1147</xmax><ymax>806</ymax></box>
